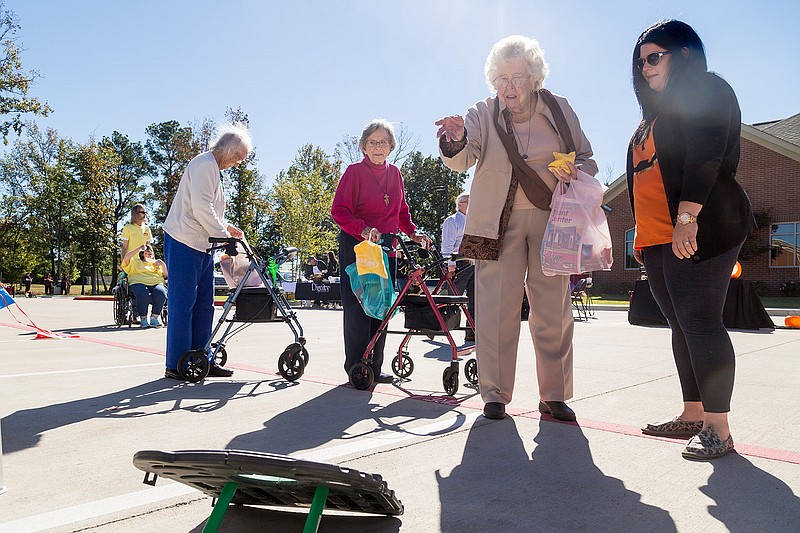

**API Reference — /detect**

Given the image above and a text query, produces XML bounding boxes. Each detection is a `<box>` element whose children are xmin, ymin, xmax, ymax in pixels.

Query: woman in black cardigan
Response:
<box><xmin>626</xmin><ymin>20</ymin><xmax>753</xmax><ymax>460</ymax></box>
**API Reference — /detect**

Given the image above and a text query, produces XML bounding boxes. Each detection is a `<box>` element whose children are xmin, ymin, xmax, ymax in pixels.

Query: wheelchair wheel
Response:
<box><xmin>464</xmin><ymin>358</ymin><xmax>478</xmax><ymax>385</ymax></box>
<box><xmin>278</xmin><ymin>347</ymin><xmax>305</xmax><ymax>381</ymax></box>
<box><xmin>211</xmin><ymin>343</ymin><xmax>228</xmax><ymax>367</ymax></box>
<box><xmin>391</xmin><ymin>353</ymin><xmax>414</xmax><ymax>378</ymax></box>
<box><xmin>112</xmin><ymin>287</ymin><xmax>125</xmax><ymax>326</ymax></box>
<box><xmin>161</xmin><ymin>302</ymin><xmax>168</xmax><ymax>327</ymax></box>
<box><xmin>301</xmin><ymin>346</ymin><xmax>309</xmax><ymax>367</ymax></box>
<box><xmin>349</xmin><ymin>363</ymin><xmax>374</xmax><ymax>390</ymax></box>
<box><xmin>178</xmin><ymin>350</ymin><xmax>210</xmax><ymax>383</ymax></box>
<box><xmin>443</xmin><ymin>366</ymin><xmax>459</xmax><ymax>396</ymax></box>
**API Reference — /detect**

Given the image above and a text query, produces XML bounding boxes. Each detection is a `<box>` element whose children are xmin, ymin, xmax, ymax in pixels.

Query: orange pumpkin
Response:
<box><xmin>731</xmin><ymin>261</ymin><xmax>742</xmax><ymax>279</ymax></box>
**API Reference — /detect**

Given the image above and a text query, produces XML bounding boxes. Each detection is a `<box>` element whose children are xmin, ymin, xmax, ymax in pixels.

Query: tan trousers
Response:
<box><xmin>475</xmin><ymin>207</ymin><xmax>574</xmax><ymax>404</ymax></box>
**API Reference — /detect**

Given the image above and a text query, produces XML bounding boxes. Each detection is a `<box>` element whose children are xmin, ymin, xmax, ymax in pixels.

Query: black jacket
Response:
<box><xmin>626</xmin><ymin>72</ymin><xmax>754</xmax><ymax>262</ymax></box>
<box><xmin>303</xmin><ymin>260</ymin><xmax>328</xmax><ymax>280</ymax></box>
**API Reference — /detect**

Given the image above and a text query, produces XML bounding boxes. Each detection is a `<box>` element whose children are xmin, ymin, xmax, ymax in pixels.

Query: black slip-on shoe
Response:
<box><xmin>539</xmin><ymin>400</ymin><xmax>576</xmax><ymax>421</ymax></box>
<box><xmin>208</xmin><ymin>365</ymin><xmax>234</xmax><ymax>377</ymax></box>
<box><xmin>375</xmin><ymin>373</ymin><xmax>394</xmax><ymax>384</ymax></box>
<box><xmin>483</xmin><ymin>402</ymin><xmax>506</xmax><ymax>420</ymax></box>
<box><xmin>164</xmin><ymin>368</ymin><xmax>184</xmax><ymax>380</ymax></box>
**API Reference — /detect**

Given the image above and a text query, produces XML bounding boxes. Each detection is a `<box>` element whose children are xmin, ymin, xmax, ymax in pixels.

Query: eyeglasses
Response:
<box><xmin>493</xmin><ymin>75</ymin><xmax>531</xmax><ymax>89</ymax></box>
<box><xmin>367</xmin><ymin>140</ymin><xmax>389</xmax><ymax>148</ymax></box>
<box><xmin>636</xmin><ymin>51</ymin><xmax>671</xmax><ymax>70</ymax></box>
<box><xmin>137</xmin><ymin>210</ymin><xmax>146</xmax><ymax>215</ymax></box>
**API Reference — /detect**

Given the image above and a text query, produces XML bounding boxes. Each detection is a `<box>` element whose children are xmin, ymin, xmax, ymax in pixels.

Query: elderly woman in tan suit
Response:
<box><xmin>435</xmin><ymin>35</ymin><xmax>598</xmax><ymax>420</ymax></box>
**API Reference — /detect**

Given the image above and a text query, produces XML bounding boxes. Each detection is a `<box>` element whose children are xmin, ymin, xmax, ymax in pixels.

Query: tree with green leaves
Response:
<box><xmin>221</xmin><ymin>107</ymin><xmax>271</xmax><ymax>249</ymax></box>
<box><xmin>100</xmin><ymin>131</ymin><xmax>152</xmax><ymax>285</ymax></box>
<box><xmin>400</xmin><ymin>151</ymin><xmax>469</xmax><ymax>247</ymax></box>
<box><xmin>0</xmin><ymin>123</ymin><xmax>78</xmax><ymax>282</ymax></box>
<box><xmin>145</xmin><ymin>120</ymin><xmax>200</xmax><ymax>229</ymax></box>
<box><xmin>71</xmin><ymin>141</ymin><xmax>118</xmax><ymax>294</ymax></box>
<box><xmin>269</xmin><ymin>144</ymin><xmax>341</xmax><ymax>275</ymax></box>
<box><xmin>0</xmin><ymin>1</ymin><xmax>52</xmax><ymax>144</ymax></box>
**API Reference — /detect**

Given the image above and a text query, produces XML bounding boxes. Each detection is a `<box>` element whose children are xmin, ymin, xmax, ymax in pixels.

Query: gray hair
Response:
<box><xmin>358</xmin><ymin>119</ymin><xmax>397</xmax><ymax>154</ymax></box>
<box><xmin>210</xmin><ymin>122</ymin><xmax>253</xmax><ymax>161</ymax></box>
<box><xmin>129</xmin><ymin>203</ymin><xmax>145</xmax><ymax>224</ymax></box>
<box><xmin>484</xmin><ymin>35</ymin><xmax>549</xmax><ymax>93</ymax></box>
<box><xmin>456</xmin><ymin>192</ymin><xmax>469</xmax><ymax>205</ymax></box>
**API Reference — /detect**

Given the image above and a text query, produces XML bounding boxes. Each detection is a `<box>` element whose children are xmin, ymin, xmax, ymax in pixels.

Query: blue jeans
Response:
<box><xmin>129</xmin><ymin>283</ymin><xmax>167</xmax><ymax>318</ymax></box>
<box><xmin>643</xmin><ymin>243</ymin><xmax>741</xmax><ymax>413</ymax></box>
<box><xmin>164</xmin><ymin>233</ymin><xmax>215</xmax><ymax>370</ymax></box>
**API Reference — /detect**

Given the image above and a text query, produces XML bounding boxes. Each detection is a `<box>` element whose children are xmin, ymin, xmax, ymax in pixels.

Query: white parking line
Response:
<box><xmin>0</xmin><ymin>363</ymin><xmax>163</xmax><ymax>379</ymax></box>
<box><xmin>0</xmin><ymin>411</ymin><xmax>480</xmax><ymax>532</ymax></box>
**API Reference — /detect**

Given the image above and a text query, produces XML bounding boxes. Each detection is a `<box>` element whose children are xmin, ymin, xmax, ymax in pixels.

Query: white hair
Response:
<box><xmin>484</xmin><ymin>35</ymin><xmax>549</xmax><ymax>93</ymax></box>
<box><xmin>456</xmin><ymin>192</ymin><xmax>469</xmax><ymax>204</ymax></box>
<box><xmin>210</xmin><ymin>122</ymin><xmax>253</xmax><ymax>161</ymax></box>
<box><xmin>358</xmin><ymin>118</ymin><xmax>397</xmax><ymax>154</ymax></box>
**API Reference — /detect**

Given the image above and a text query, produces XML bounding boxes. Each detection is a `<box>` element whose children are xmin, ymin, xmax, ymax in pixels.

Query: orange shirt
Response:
<box><xmin>632</xmin><ymin>124</ymin><xmax>673</xmax><ymax>249</ymax></box>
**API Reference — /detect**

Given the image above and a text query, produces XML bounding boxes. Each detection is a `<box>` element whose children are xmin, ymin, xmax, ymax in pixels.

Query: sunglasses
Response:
<box><xmin>137</xmin><ymin>210</ymin><xmax>147</xmax><ymax>215</ymax></box>
<box><xmin>636</xmin><ymin>51</ymin><xmax>671</xmax><ymax>70</ymax></box>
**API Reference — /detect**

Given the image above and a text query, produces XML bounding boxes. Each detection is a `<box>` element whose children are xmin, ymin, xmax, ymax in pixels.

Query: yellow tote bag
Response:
<box><xmin>354</xmin><ymin>240</ymin><xmax>388</xmax><ymax>279</ymax></box>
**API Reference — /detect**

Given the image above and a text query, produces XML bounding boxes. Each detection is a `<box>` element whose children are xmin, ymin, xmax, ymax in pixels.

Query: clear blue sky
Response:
<box><xmin>9</xmin><ymin>0</ymin><xmax>800</xmax><ymax>189</ymax></box>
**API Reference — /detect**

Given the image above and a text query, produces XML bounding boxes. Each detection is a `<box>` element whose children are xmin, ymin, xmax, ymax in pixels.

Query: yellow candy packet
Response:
<box><xmin>548</xmin><ymin>151</ymin><xmax>576</xmax><ymax>173</ymax></box>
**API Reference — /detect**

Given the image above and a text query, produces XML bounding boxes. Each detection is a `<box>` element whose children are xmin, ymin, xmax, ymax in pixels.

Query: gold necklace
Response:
<box><xmin>364</xmin><ymin>161</ymin><xmax>391</xmax><ymax>206</ymax></box>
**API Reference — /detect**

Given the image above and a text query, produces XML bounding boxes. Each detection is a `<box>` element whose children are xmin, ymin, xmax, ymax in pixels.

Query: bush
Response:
<box><xmin>779</xmin><ymin>280</ymin><xmax>800</xmax><ymax>297</ymax></box>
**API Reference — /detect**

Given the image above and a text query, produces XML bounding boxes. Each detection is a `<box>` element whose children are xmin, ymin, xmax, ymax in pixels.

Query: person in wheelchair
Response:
<box><xmin>122</xmin><ymin>244</ymin><xmax>168</xmax><ymax>328</ymax></box>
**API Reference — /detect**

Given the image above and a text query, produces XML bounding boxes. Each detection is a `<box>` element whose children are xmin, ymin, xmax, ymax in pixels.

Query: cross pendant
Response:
<box><xmin>384</xmin><ymin>194</ymin><xmax>389</xmax><ymax>206</ymax></box>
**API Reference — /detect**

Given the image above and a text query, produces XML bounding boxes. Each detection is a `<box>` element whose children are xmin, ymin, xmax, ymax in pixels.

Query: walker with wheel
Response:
<box><xmin>348</xmin><ymin>234</ymin><xmax>477</xmax><ymax>396</ymax></box>
<box><xmin>176</xmin><ymin>237</ymin><xmax>308</xmax><ymax>383</ymax></box>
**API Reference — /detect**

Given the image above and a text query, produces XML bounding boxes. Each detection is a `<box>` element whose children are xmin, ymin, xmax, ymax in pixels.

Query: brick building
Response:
<box><xmin>592</xmin><ymin>113</ymin><xmax>800</xmax><ymax>297</ymax></box>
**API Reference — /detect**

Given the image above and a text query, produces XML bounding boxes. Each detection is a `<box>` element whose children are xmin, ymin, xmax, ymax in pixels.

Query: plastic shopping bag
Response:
<box><xmin>219</xmin><ymin>239</ymin><xmax>264</xmax><ymax>288</ymax></box>
<box><xmin>346</xmin><ymin>240</ymin><xmax>397</xmax><ymax>320</ymax></box>
<box><xmin>541</xmin><ymin>170</ymin><xmax>613</xmax><ymax>276</ymax></box>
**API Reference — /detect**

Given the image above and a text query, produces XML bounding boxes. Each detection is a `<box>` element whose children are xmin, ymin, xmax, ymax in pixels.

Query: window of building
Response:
<box><xmin>624</xmin><ymin>228</ymin><xmax>638</xmax><ymax>269</ymax></box>
<box><xmin>770</xmin><ymin>222</ymin><xmax>800</xmax><ymax>268</ymax></box>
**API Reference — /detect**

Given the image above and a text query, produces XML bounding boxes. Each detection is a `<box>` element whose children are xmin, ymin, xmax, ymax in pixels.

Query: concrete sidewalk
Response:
<box><xmin>1</xmin><ymin>298</ymin><xmax>798</xmax><ymax>532</ymax></box>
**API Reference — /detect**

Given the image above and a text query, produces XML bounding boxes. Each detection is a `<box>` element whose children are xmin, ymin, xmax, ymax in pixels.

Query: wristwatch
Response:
<box><xmin>676</xmin><ymin>212</ymin><xmax>697</xmax><ymax>226</ymax></box>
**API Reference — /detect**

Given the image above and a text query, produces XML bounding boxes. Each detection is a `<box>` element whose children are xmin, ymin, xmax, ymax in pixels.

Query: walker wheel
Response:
<box><xmin>178</xmin><ymin>350</ymin><xmax>210</xmax><ymax>383</ymax></box>
<box><xmin>211</xmin><ymin>343</ymin><xmax>228</xmax><ymax>367</ymax></box>
<box><xmin>391</xmin><ymin>353</ymin><xmax>414</xmax><ymax>378</ymax></box>
<box><xmin>301</xmin><ymin>346</ymin><xmax>310</xmax><ymax>367</ymax></box>
<box><xmin>464</xmin><ymin>358</ymin><xmax>478</xmax><ymax>385</ymax></box>
<box><xmin>278</xmin><ymin>348</ymin><xmax>305</xmax><ymax>381</ymax></box>
<box><xmin>443</xmin><ymin>366</ymin><xmax>459</xmax><ymax>396</ymax></box>
<box><xmin>349</xmin><ymin>363</ymin><xmax>374</xmax><ymax>390</ymax></box>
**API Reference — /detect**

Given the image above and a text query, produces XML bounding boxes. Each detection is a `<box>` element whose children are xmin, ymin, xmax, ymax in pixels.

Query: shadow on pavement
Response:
<box><xmin>437</xmin><ymin>418</ymin><xmax>677</xmax><ymax>532</ymax></box>
<box><xmin>702</xmin><ymin>453</ymin><xmax>800</xmax><ymax>531</ymax></box>
<box><xmin>222</xmin><ymin>386</ymin><xmax>467</xmax><ymax>529</ymax></box>
<box><xmin>2</xmin><ymin>378</ymin><xmax>292</xmax><ymax>454</ymax></box>
<box><xmin>227</xmin><ymin>385</ymin><xmax>464</xmax><ymax>454</ymax></box>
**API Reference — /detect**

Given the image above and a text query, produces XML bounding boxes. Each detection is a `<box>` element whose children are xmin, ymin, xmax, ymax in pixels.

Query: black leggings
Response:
<box><xmin>339</xmin><ymin>231</ymin><xmax>396</xmax><ymax>377</ymax></box>
<box><xmin>643</xmin><ymin>243</ymin><xmax>741</xmax><ymax>413</ymax></box>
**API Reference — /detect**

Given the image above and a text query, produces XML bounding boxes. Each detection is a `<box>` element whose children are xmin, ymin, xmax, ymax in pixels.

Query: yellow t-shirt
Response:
<box><xmin>127</xmin><ymin>257</ymin><xmax>166</xmax><ymax>286</ymax></box>
<box><xmin>121</xmin><ymin>223</ymin><xmax>152</xmax><ymax>274</ymax></box>
<box><xmin>121</xmin><ymin>223</ymin><xmax>152</xmax><ymax>253</ymax></box>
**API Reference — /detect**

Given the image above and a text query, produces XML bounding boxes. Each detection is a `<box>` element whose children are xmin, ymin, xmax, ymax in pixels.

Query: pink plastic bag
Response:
<box><xmin>219</xmin><ymin>240</ymin><xmax>264</xmax><ymax>288</ymax></box>
<box><xmin>541</xmin><ymin>170</ymin><xmax>613</xmax><ymax>276</ymax></box>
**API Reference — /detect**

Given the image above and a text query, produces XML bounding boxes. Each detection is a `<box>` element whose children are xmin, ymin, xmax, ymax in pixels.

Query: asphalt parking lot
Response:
<box><xmin>1</xmin><ymin>297</ymin><xmax>799</xmax><ymax>532</ymax></box>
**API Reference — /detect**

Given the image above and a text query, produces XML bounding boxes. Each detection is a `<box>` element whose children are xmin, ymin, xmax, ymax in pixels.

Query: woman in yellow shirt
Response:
<box><xmin>120</xmin><ymin>204</ymin><xmax>152</xmax><ymax>272</ymax></box>
<box><xmin>123</xmin><ymin>244</ymin><xmax>168</xmax><ymax>328</ymax></box>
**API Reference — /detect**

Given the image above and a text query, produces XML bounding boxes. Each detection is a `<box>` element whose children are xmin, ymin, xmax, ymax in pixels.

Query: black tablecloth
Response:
<box><xmin>295</xmin><ymin>281</ymin><xmax>341</xmax><ymax>301</ymax></box>
<box><xmin>629</xmin><ymin>278</ymin><xmax>774</xmax><ymax>330</ymax></box>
